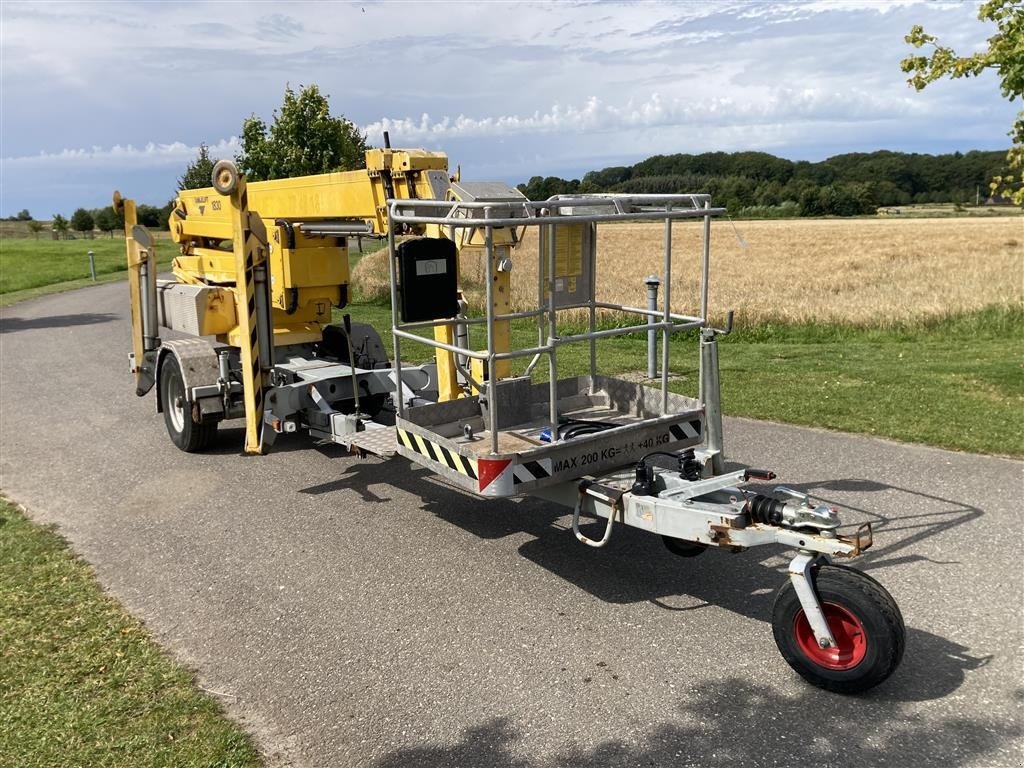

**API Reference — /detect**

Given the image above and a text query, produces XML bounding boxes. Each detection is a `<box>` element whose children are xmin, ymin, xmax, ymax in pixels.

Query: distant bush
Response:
<box><xmin>736</xmin><ymin>201</ymin><xmax>801</xmax><ymax>219</ymax></box>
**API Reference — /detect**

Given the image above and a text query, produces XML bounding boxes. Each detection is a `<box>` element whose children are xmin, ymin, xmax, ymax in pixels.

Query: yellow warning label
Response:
<box><xmin>550</xmin><ymin>224</ymin><xmax>583</xmax><ymax>278</ymax></box>
<box><xmin>541</xmin><ymin>223</ymin><xmax>586</xmax><ymax>301</ymax></box>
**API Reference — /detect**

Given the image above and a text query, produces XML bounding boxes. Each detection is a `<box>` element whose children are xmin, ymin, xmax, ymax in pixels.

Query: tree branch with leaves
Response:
<box><xmin>901</xmin><ymin>0</ymin><xmax>1024</xmax><ymax>205</ymax></box>
<box><xmin>178</xmin><ymin>143</ymin><xmax>217</xmax><ymax>191</ymax></box>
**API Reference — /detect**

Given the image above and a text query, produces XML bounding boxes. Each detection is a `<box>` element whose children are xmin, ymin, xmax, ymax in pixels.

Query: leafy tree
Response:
<box><xmin>136</xmin><ymin>204</ymin><xmax>162</xmax><ymax>228</ymax></box>
<box><xmin>715</xmin><ymin>175</ymin><xmax>757</xmax><ymax>211</ymax></box>
<box><xmin>27</xmin><ymin>220</ymin><xmax>44</xmax><ymax>239</ymax></box>
<box><xmin>582</xmin><ymin>165</ymin><xmax>633</xmax><ymax>190</ymax></box>
<box><xmin>159</xmin><ymin>200</ymin><xmax>175</xmax><ymax>229</ymax></box>
<box><xmin>15</xmin><ymin>208</ymin><xmax>31</xmax><ymax>221</ymax></box>
<box><xmin>94</xmin><ymin>206</ymin><xmax>121</xmax><ymax>237</ymax></box>
<box><xmin>517</xmin><ymin>175</ymin><xmax>581</xmax><ymax>200</ymax></box>
<box><xmin>729</xmin><ymin>151</ymin><xmax>795</xmax><ymax>183</ymax></box>
<box><xmin>70</xmin><ymin>207</ymin><xmax>94</xmax><ymax>234</ymax></box>
<box><xmin>798</xmin><ymin>186</ymin><xmax>825</xmax><ymax>217</ymax></box>
<box><xmin>52</xmin><ymin>214</ymin><xmax>69</xmax><ymax>239</ymax></box>
<box><xmin>177</xmin><ymin>142</ymin><xmax>218</xmax><ymax>190</ymax></box>
<box><xmin>754</xmin><ymin>181</ymin><xmax>783</xmax><ymax>207</ymax></box>
<box><xmin>236</xmin><ymin>84</ymin><xmax>369</xmax><ymax>180</ymax></box>
<box><xmin>873</xmin><ymin>180</ymin><xmax>903</xmax><ymax>207</ymax></box>
<box><xmin>902</xmin><ymin>0</ymin><xmax>1023</xmax><ymax>204</ymax></box>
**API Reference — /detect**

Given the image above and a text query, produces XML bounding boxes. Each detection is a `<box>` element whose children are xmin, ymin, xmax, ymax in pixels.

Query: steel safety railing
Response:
<box><xmin>386</xmin><ymin>194</ymin><xmax>725</xmax><ymax>456</ymax></box>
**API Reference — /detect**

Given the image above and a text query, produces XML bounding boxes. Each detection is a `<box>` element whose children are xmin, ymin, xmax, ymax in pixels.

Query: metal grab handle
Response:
<box><xmin>702</xmin><ymin>310</ymin><xmax>734</xmax><ymax>340</ymax></box>
<box><xmin>572</xmin><ymin>493</ymin><xmax>618</xmax><ymax>548</ymax></box>
<box><xmin>719</xmin><ymin>309</ymin><xmax>734</xmax><ymax>336</ymax></box>
<box><xmin>854</xmin><ymin>521</ymin><xmax>874</xmax><ymax>553</ymax></box>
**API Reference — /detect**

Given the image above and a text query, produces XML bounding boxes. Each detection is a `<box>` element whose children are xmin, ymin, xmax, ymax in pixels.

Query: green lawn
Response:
<box><xmin>0</xmin><ymin>499</ymin><xmax>262</xmax><ymax>768</ymax></box>
<box><xmin>344</xmin><ymin>301</ymin><xmax>1023</xmax><ymax>457</ymax></box>
<box><xmin>710</xmin><ymin>308</ymin><xmax>1023</xmax><ymax>456</ymax></box>
<box><xmin>0</xmin><ymin>237</ymin><xmax>168</xmax><ymax>307</ymax></box>
<box><xmin>0</xmin><ymin>238</ymin><xmax>132</xmax><ymax>294</ymax></box>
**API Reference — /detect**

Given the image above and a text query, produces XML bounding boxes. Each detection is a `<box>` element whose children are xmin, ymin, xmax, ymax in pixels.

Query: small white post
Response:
<box><xmin>644</xmin><ymin>274</ymin><xmax>660</xmax><ymax>378</ymax></box>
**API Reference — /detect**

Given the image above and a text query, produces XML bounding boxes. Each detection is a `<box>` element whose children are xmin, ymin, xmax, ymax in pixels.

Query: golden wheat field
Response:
<box><xmin>353</xmin><ymin>217</ymin><xmax>1024</xmax><ymax>326</ymax></box>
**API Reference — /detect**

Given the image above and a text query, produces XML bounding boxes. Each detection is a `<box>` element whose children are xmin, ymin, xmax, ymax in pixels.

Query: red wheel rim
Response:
<box><xmin>793</xmin><ymin>602</ymin><xmax>867</xmax><ymax>670</ymax></box>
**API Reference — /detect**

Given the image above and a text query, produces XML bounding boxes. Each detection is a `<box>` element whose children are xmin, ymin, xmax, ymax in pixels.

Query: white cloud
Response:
<box><xmin>363</xmin><ymin>88</ymin><xmax>926</xmax><ymax>144</ymax></box>
<box><xmin>3</xmin><ymin>138</ymin><xmax>240</xmax><ymax>169</ymax></box>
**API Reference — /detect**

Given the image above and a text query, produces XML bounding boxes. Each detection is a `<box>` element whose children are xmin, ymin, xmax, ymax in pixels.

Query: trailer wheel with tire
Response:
<box><xmin>662</xmin><ymin>535</ymin><xmax>708</xmax><ymax>557</ymax></box>
<box><xmin>772</xmin><ymin>563</ymin><xmax>905</xmax><ymax>693</ymax></box>
<box><xmin>159</xmin><ymin>353</ymin><xmax>218</xmax><ymax>452</ymax></box>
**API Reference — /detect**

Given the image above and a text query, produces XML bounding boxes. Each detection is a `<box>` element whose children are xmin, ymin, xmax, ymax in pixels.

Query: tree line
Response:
<box><xmin>515</xmin><ymin>148</ymin><xmax>1011</xmax><ymax>216</ymax></box>
<box><xmin>20</xmin><ymin>204</ymin><xmax>172</xmax><ymax>239</ymax></box>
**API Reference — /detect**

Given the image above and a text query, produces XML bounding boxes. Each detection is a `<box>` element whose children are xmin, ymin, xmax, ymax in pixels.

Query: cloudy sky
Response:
<box><xmin>0</xmin><ymin>0</ymin><xmax>1015</xmax><ymax>216</ymax></box>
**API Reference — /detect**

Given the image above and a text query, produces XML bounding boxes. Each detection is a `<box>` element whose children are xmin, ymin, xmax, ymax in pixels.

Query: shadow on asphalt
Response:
<box><xmin>297</xmin><ymin>459</ymin><xmax>997</xmax><ymax>704</ymax></box>
<box><xmin>775</xmin><ymin>477</ymin><xmax>984</xmax><ymax>572</ymax></box>
<box><xmin>303</xmin><ymin>460</ymin><xmax>978</xmax><ymax>611</ymax></box>
<box><xmin>0</xmin><ymin>312</ymin><xmax>118</xmax><ymax>333</ymax></box>
<box><xmin>201</xmin><ymin>427</ymin><xmax>352</xmax><ymax>456</ymax></box>
<box><xmin>371</xmin><ymin>675</ymin><xmax>1019</xmax><ymax>768</ymax></box>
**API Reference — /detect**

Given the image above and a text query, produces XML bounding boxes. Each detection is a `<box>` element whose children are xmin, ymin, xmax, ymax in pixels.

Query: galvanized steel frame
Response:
<box><xmin>385</xmin><ymin>194</ymin><xmax>726</xmax><ymax>457</ymax></box>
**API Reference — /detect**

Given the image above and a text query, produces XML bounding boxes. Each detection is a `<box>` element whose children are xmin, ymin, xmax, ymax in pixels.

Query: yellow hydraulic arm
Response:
<box><xmin>117</xmin><ymin>145</ymin><xmax>521</xmax><ymax>454</ymax></box>
<box><xmin>169</xmin><ymin>147</ymin><xmax>517</xmax><ymax>400</ymax></box>
<box><xmin>211</xmin><ymin>162</ymin><xmax>274</xmax><ymax>454</ymax></box>
<box><xmin>168</xmin><ymin>148</ymin><xmax>450</xmax><ymax>346</ymax></box>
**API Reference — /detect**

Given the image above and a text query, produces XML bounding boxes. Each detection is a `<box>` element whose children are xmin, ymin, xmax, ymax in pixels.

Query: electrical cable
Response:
<box><xmin>539</xmin><ymin>417</ymin><xmax>620</xmax><ymax>443</ymax></box>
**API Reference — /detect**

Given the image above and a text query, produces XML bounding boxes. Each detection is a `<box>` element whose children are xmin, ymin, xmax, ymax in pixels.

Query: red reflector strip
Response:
<box><xmin>477</xmin><ymin>458</ymin><xmax>511</xmax><ymax>492</ymax></box>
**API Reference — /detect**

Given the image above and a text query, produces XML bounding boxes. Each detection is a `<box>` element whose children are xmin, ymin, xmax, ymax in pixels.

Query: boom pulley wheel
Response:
<box><xmin>211</xmin><ymin>160</ymin><xmax>240</xmax><ymax>196</ymax></box>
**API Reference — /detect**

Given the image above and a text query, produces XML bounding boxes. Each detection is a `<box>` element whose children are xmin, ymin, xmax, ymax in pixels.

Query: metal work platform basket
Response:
<box><xmin>395</xmin><ymin>375</ymin><xmax>703</xmax><ymax>497</ymax></box>
<box><xmin>384</xmin><ymin>192</ymin><xmax>725</xmax><ymax>497</ymax></box>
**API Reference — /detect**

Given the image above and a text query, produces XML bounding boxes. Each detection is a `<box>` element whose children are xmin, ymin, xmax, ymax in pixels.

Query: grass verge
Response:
<box><xmin>711</xmin><ymin>306</ymin><xmax>1023</xmax><ymax>456</ymax></box>
<box><xmin>0</xmin><ymin>271</ymin><xmax>129</xmax><ymax>308</ymax></box>
<box><xmin>0</xmin><ymin>498</ymin><xmax>262</xmax><ymax>768</ymax></box>
<box><xmin>0</xmin><ymin>237</ymin><xmax>171</xmax><ymax>308</ymax></box>
<box><xmin>344</xmin><ymin>301</ymin><xmax>1023</xmax><ymax>457</ymax></box>
<box><xmin>0</xmin><ymin>239</ymin><xmax>132</xmax><ymax>294</ymax></box>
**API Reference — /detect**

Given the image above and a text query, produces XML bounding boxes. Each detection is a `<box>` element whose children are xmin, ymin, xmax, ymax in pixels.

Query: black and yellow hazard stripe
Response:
<box><xmin>229</xmin><ymin>181</ymin><xmax>265</xmax><ymax>454</ymax></box>
<box><xmin>396</xmin><ymin>427</ymin><xmax>477</xmax><ymax>480</ymax></box>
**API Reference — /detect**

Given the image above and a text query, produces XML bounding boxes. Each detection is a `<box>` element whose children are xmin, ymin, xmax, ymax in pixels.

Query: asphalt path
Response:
<box><xmin>1</xmin><ymin>282</ymin><xmax>1022</xmax><ymax>767</ymax></box>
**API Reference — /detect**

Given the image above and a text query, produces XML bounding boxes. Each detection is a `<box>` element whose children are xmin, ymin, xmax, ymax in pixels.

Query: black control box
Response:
<box><xmin>396</xmin><ymin>238</ymin><xmax>459</xmax><ymax>322</ymax></box>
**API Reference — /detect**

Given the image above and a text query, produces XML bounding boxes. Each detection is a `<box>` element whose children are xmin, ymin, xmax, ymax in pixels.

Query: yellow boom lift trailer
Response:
<box><xmin>116</xmin><ymin>138</ymin><xmax>905</xmax><ymax>694</ymax></box>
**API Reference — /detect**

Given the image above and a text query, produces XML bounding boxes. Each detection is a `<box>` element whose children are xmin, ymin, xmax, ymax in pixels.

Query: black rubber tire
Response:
<box><xmin>159</xmin><ymin>355</ymin><xmax>217</xmax><ymax>453</ymax></box>
<box><xmin>772</xmin><ymin>563</ymin><xmax>904</xmax><ymax>694</ymax></box>
<box><xmin>662</xmin><ymin>535</ymin><xmax>708</xmax><ymax>558</ymax></box>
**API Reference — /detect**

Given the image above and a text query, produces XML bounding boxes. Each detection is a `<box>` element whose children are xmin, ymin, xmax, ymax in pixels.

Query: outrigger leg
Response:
<box><xmin>114</xmin><ymin>191</ymin><xmax>160</xmax><ymax>396</ymax></box>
